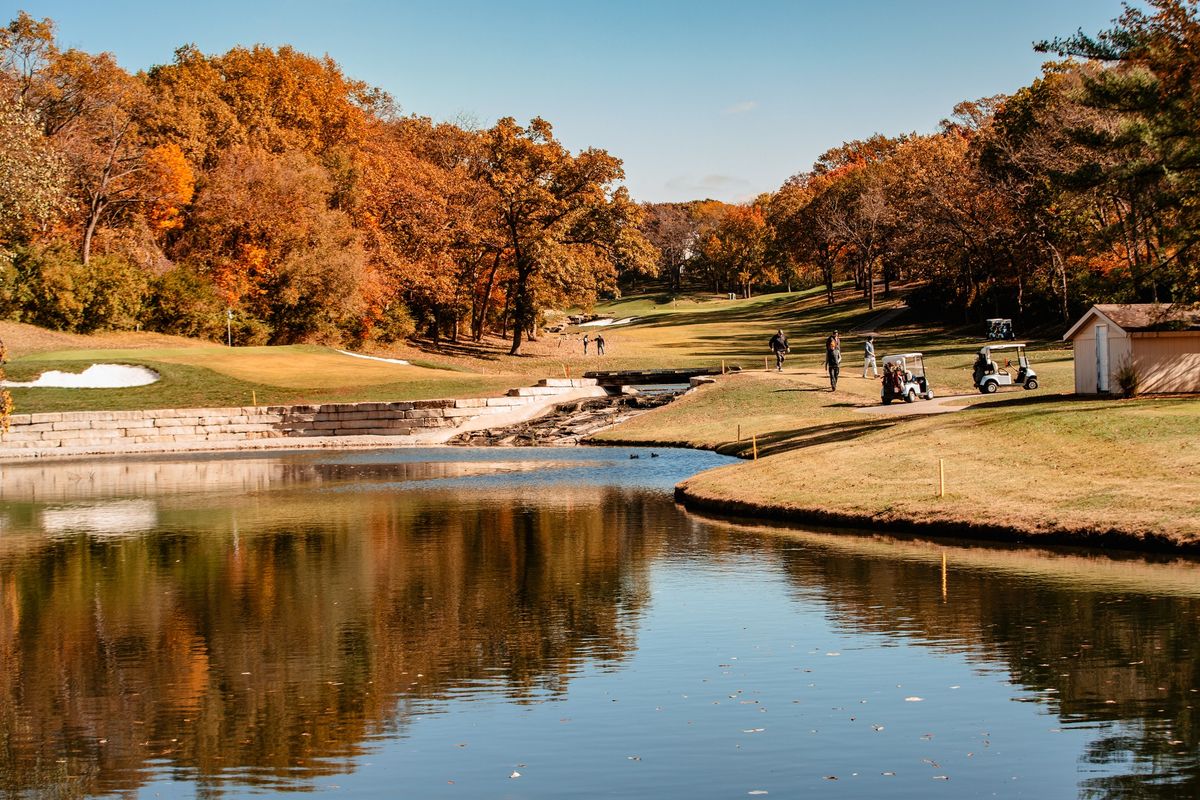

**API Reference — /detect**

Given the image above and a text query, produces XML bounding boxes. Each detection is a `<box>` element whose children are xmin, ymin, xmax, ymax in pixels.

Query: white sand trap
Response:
<box><xmin>3</xmin><ymin>364</ymin><xmax>159</xmax><ymax>388</ymax></box>
<box><xmin>336</xmin><ymin>349</ymin><xmax>410</xmax><ymax>365</ymax></box>
<box><xmin>578</xmin><ymin>317</ymin><xmax>634</xmax><ymax>327</ymax></box>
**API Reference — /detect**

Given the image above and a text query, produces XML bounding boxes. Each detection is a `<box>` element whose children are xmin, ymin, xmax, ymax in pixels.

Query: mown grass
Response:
<box><xmin>3</xmin><ymin>285</ymin><xmax>1071</xmax><ymax>412</ymax></box>
<box><xmin>4</xmin><ymin>357</ymin><xmax>518</xmax><ymax>413</ymax></box>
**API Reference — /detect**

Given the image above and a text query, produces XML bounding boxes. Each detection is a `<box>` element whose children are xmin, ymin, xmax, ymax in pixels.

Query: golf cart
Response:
<box><xmin>881</xmin><ymin>352</ymin><xmax>935</xmax><ymax>404</ymax></box>
<box><xmin>986</xmin><ymin>318</ymin><xmax>1015</xmax><ymax>340</ymax></box>
<box><xmin>973</xmin><ymin>343</ymin><xmax>1038</xmax><ymax>393</ymax></box>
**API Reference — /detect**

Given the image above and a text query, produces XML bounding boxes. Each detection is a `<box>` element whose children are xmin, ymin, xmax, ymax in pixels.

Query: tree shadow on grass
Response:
<box><xmin>718</xmin><ymin>418</ymin><xmax>898</xmax><ymax>457</ymax></box>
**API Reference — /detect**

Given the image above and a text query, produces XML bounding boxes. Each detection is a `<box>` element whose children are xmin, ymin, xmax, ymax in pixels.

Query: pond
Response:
<box><xmin>0</xmin><ymin>447</ymin><xmax>1197</xmax><ymax>799</ymax></box>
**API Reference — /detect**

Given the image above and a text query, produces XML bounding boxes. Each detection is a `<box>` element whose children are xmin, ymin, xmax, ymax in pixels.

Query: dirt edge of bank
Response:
<box><xmin>672</xmin><ymin>483</ymin><xmax>1200</xmax><ymax>555</ymax></box>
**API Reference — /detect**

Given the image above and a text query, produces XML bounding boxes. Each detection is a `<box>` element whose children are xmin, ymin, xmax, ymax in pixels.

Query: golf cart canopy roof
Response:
<box><xmin>882</xmin><ymin>353</ymin><xmax>923</xmax><ymax>361</ymax></box>
<box><xmin>980</xmin><ymin>343</ymin><xmax>1028</xmax><ymax>352</ymax></box>
<box><xmin>986</xmin><ymin>318</ymin><xmax>1011</xmax><ymax>323</ymax></box>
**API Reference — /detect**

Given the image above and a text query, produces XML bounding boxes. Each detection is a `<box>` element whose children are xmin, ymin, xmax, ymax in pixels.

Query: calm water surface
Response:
<box><xmin>0</xmin><ymin>447</ymin><xmax>1197</xmax><ymax>799</ymax></box>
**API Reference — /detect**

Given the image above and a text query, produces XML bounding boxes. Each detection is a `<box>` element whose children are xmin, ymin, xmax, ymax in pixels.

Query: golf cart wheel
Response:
<box><xmin>983</xmin><ymin>381</ymin><xmax>998</xmax><ymax>394</ymax></box>
<box><xmin>1024</xmin><ymin>378</ymin><xmax>1038</xmax><ymax>390</ymax></box>
<box><xmin>905</xmin><ymin>389</ymin><xmax>916</xmax><ymax>403</ymax></box>
<box><xmin>926</xmin><ymin>388</ymin><xmax>935</xmax><ymax>400</ymax></box>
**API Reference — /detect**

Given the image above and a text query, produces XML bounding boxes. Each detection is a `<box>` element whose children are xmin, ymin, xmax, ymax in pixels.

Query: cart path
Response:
<box><xmin>854</xmin><ymin>394</ymin><xmax>974</xmax><ymax>416</ymax></box>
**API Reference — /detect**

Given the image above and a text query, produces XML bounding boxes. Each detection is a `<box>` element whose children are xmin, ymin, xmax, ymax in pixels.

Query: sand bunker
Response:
<box><xmin>3</xmin><ymin>364</ymin><xmax>160</xmax><ymax>388</ymax></box>
<box><xmin>578</xmin><ymin>317</ymin><xmax>634</xmax><ymax>327</ymax></box>
<box><xmin>335</xmin><ymin>349</ymin><xmax>410</xmax><ymax>365</ymax></box>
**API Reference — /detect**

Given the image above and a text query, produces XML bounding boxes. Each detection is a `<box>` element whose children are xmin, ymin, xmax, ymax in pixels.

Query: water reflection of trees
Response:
<box><xmin>710</xmin><ymin>526</ymin><xmax>1200</xmax><ymax>800</ymax></box>
<box><xmin>0</xmin><ymin>487</ymin><xmax>668</xmax><ymax>798</ymax></box>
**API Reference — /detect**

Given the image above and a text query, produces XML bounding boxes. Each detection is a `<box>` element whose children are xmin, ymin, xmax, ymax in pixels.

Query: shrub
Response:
<box><xmin>9</xmin><ymin>241</ymin><xmax>87</xmax><ymax>330</ymax></box>
<box><xmin>147</xmin><ymin>266</ymin><xmax>226</xmax><ymax>340</ymax></box>
<box><xmin>231</xmin><ymin>315</ymin><xmax>272</xmax><ymax>346</ymax></box>
<box><xmin>373</xmin><ymin>302</ymin><xmax>416</xmax><ymax>344</ymax></box>
<box><xmin>1115</xmin><ymin>355</ymin><xmax>1140</xmax><ymax>398</ymax></box>
<box><xmin>6</xmin><ymin>242</ymin><xmax>148</xmax><ymax>332</ymax></box>
<box><xmin>80</xmin><ymin>253</ymin><xmax>148</xmax><ymax>332</ymax></box>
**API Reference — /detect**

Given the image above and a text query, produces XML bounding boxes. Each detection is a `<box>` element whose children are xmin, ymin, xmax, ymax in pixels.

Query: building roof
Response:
<box><xmin>1063</xmin><ymin>304</ymin><xmax>1200</xmax><ymax>340</ymax></box>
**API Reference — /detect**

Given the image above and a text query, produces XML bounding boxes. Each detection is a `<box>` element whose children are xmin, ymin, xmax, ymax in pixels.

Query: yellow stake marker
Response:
<box><xmin>939</xmin><ymin>458</ymin><xmax>945</xmax><ymax>497</ymax></box>
<box><xmin>941</xmin><ymin>551</ymin><xmax>948</xmax><ymax>601</ymax></box>
<box><xmin>752</xmin><ymin>434</ymin><xmax>758</xmax><ymax>461</ymax></box>
<box><xmin>252</xmin><ymin>390</ymin><xmax>257</xmax><ymax>408</ymax></box>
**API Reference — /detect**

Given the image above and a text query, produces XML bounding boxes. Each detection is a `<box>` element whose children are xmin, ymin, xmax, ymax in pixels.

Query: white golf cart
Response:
<box><xmin>986</xmin><ymin>318</ymin><xmax>1015</xmax><ymax>340</ymax></box>
<box><xmin>881</xmin><ymin>352</ymin><xmax>935</xmax><ymax>404</ymax></box>
<box><xmin>973</xmin><ymin>343</ymin><xmax>1038</xmax><ymax>393</ymax></box>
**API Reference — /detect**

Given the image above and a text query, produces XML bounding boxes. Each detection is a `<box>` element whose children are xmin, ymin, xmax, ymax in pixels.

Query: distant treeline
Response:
<box><xmin>642</xmin><ymin>0</ymin><xmax>1200</xmax><ymax>323</ymax></box>
<box><xmin>2</xmin><ymin>1</ymin><xmax>1198</xmax><ymax>358</ymax></box>
<box><xmin>0</xmin><ymin>12</ymin><xmax>654</xmax><ymax>353</ymax></box>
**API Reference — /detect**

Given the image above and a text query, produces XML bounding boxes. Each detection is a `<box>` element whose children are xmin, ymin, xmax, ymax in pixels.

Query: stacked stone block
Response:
<box><xmin>0</xmin><ymin>407</ymin><xmax>286</xmax><ymax>450</ymax></box>
<box><xmin>0</xmin><ymin>378</ymin><xmax>602</xmax><ymax>454</ymax></box>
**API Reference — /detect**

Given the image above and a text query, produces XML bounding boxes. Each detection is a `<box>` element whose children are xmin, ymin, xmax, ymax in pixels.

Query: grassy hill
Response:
<box><xmin>4</xmin><ymin>285</ymin><xmax>1069</xmax><ymax>412</ymax></box>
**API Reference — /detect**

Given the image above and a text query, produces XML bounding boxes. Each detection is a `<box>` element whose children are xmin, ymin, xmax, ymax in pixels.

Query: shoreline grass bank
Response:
<box><xmin>590</xmin><ymin>372</ymin><xmax>1200</xmax><ymax>553</ymax></box>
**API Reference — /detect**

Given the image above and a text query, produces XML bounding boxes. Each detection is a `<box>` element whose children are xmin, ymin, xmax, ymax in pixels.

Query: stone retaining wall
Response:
<box><xmin>0</xmin><ymin>379</ymin><xmax>605</xmax><ymax>457</ymax></box>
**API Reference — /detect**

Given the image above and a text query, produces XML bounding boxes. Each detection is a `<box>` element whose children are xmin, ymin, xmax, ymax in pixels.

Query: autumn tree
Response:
<box><xmin>639</xmin><ymin>202</ymin><xmax>697</xmax><ymax>292</ymax></box>
<box><xmin>478</xmin><ymin>117</ymin><xmax>653</xmax><ymax>354</ymax></box>
<box><xmin>0</xmin><ymin>97</ymin><xmax>65</xmax><ymax>243</ymax></box>
<box><xmin>769</xmin><ymin>174</ymin><xmax>848</xmax><ymax>304</ymax></box>
<box><xmin>143</xmin><ymin>44</ymin><xmax>391</xmax><ymax>170</ymax></box>
<box><xmin>184</xmin><ymin>146</ymin><xmax>374</xmax><ymax>343</ymax></box>
<box><xmin>693</xmin><ymin>201</ymin><xmax>773</xmax><ymax>298</ymax></box>
<box><xmin>1037</xmin><ymin>0</ymin><xmax>1200</xmax><ymax>303</ymax></box>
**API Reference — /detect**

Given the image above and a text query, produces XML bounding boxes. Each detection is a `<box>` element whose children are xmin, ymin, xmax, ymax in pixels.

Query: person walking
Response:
<box><xmin>862</xmin><ymin>334</ymin><xmax>878</xmax><ymax>378</ymax></box>
<box><xmin>768</xmin><ymin>329</ymin><xmax>789</xmax><ymax>371</ymax></box>
<box><xmin>582</xmin><ymin>334</ymin><xmax>590</xmax><ymax>354</ymax></box>
<box><xmin>825</xmin><ymin>330</ymin><xmax>842</xmax><ymax>391</ymax></box>
<box><xmin>595</xmin><ymin>332</ymin><xmax>606</xmax><ymax>355</ymax></box>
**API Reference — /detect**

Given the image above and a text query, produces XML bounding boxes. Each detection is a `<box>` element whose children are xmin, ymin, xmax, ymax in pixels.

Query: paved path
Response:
<box><xmin>854</xmin><ymin>394</ymin><xmax>974</xmax><ymax>417</ymax></box>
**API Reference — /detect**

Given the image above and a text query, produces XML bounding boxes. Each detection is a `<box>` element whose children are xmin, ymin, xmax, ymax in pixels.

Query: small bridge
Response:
<box><xmin>582</xmin><ymin>367</ymin><xmax>730</xmax><ymax>387</ymax></box>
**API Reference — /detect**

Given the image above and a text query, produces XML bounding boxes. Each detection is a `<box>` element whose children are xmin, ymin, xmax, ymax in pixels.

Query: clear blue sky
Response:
<box><xmin>8</xmin><ymin>0</ymin><xmax>1124</xmax><ymax>203</ymax></box>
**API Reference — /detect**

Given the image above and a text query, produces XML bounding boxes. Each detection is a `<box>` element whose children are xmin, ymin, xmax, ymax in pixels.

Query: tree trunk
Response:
<box><xmin>867</xmin><ymin>259</ymin><xmax>875</xmax><ymax>310</ymax></box>
<box><xmin>82</xmin><ymin>198</ymin><xmax>105</xmax><ymax>266</ymax></box>
<box><xmin>508</xmin><ymin>266</ymin><xmax>533</xmax><ymax>355</ymax></box>
<box><xmin>473</xmin><ymin>252</ymin><xmax>502</xmax><ymax>341</ymax></box>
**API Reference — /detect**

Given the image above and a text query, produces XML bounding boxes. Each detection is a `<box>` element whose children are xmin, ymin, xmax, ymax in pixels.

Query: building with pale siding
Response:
<box><xmin>1063</xmin><ymin>304</ymin><xmax>1200</xmax><ymax>394</ymax></box>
